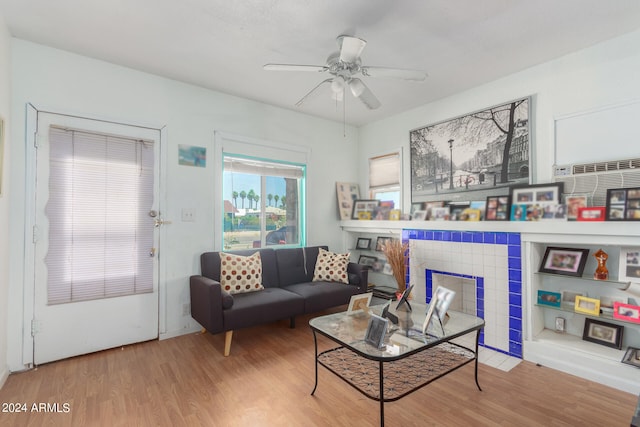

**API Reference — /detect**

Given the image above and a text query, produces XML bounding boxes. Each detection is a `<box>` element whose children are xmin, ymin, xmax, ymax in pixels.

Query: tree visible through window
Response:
<box><xmin>223</xmin><ymin>155</ymin><xmax>305</xmax><ymax>250</ymax></box>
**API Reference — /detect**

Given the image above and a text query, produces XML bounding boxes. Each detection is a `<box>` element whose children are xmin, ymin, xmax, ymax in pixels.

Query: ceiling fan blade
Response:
<box><xmin>349</xmin><ymin>78</ymin><xmax>381</xmax><ymax>110</ymax></box>
<box><xmin>338</xmin><ymin>35</ymin><xmax>366</xmax><ymax>63</ymax></box>
<box><xmin>263</xmin><ymin>63</ymin><xmax>328</xmax><ymax>72</ymax></box>
<box><xmin>295</xmin><ymin>78</ymin><xmax>333</xmax><ymax>107</ymax></box>
<box><xmin>361</xmin><ymin>66</ymin><xmax>427</xmax><ymax>81</ymax></box>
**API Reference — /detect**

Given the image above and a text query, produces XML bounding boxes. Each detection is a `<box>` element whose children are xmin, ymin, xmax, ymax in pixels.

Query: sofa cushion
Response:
<box><xmin>220</xmin><ymin>252</ymin><xmax>264</xmax><ymax>294</ymax></box>
<box><xmin>312</xmin><ymin>248</ymin><xmax>350</xmax><ymax>284</ymax></box>
<box><xmin>222</xmin><ymin>288</ymin><xmax>305</xmax><ymax>330</ymax></box>
<box><xmin>201</xmin><ymin>248</ymin><xmax>279</xmax><ymax>288</ymax></box>
<box><xmin>283</xmin><ymin>281</ymin><xmax>360</xmax><ymax>313</ymax></box>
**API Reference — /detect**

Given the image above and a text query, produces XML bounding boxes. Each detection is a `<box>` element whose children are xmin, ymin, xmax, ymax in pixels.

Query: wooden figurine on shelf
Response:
<box><xmin>593</xmin><ymin>248</ymin><xmax>609</xmax><ymax>280</ymax></box>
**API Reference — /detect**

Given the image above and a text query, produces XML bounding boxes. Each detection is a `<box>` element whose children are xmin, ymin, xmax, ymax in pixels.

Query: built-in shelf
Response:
<box><xmin>535</xmin><ymin>272</ymin><xmax>631</xmax><ymax>290</ymax></box>
<box><xmin>533</xmin><ymin>303</ymin><xmax>640</xmax><ymax>326</ymax></box>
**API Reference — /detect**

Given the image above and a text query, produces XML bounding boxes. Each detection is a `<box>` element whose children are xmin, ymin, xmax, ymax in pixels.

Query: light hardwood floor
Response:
<box><xmin>0</xmin><ymin>307</ymin><xmax>637</xmax><ymax>427</ymax></box>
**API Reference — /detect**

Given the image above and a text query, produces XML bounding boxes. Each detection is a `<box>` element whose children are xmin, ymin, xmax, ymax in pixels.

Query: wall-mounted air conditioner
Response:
<box><xmin>553</xmin><ymin>158</ymin><xmax>640</xmax><ymax>206</ymax></box>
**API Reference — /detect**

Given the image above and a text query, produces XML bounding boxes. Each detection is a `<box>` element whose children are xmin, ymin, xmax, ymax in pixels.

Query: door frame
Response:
<box><xmin>21</xmin><ymin>103</ymin><xmax>168</xmax><ymax>367</ymax></box>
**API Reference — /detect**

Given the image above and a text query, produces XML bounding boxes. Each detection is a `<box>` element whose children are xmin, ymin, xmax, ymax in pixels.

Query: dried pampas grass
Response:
<box><xmin>381</xmin><ymin>239</ymin><xmax>409</xmax><ymax>292</ymax></box>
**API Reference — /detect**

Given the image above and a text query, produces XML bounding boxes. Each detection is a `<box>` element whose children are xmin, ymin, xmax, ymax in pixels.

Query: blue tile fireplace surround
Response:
<box><xmin>403</xmin><ymin>229</ymin><xmax>523</xmax><ymax>358</ymax></box>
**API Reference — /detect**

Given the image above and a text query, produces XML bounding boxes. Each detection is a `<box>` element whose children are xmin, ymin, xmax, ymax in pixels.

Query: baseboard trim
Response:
<box><xmin>159</xmin><ymin>325</ymin><xmax>202</xmax><ymax>341</ymax></box>
<box><xmin>0</xmin><ymin>365</ymin><xmax>9</xmax><ymax>390</ymax></box>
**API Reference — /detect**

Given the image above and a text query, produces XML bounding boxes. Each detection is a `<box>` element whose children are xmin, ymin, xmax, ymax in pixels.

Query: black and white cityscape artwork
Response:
<box><xmin>410</xmin><ymin>97</ymin><xmax>530</xmax><ymax>202</ymax></box>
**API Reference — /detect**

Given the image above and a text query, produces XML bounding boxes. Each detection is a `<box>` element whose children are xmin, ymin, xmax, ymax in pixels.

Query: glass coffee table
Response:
<box><xmin>309</xmin><ymin>302</ymin><xmax>484</xmax><ymax>427</ymax></box>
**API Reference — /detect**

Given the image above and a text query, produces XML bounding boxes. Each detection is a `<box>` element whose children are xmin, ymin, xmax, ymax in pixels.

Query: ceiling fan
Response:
<box><xmin>263</xmin><ymin>35</ymin><xmax>427</xmax><ymax>110</ymax></box>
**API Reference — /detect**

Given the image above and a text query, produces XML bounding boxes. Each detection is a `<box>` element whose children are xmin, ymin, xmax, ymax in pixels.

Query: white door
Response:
<box><xmin>31</xmin><ymin>112</ymin><xmax>161</xmax><ymax>365</ymax></box>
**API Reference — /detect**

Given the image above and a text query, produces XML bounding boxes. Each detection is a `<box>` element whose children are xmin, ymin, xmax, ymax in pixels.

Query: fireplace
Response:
<box><xmin>404</xmin><ymin>229</ymin><xmax>522</xmax><ymax>358</ymax></box>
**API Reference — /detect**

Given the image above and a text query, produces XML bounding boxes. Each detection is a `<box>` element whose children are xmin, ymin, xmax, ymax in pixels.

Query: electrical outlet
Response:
<box><xmin>181</xmin><ymin>208</ymin><xmax>195</xmax><ymax>222</ymax></box>
<box><xmin>182</xmin><ymin>303</ymin><xmax>191</xmax><ymax>316</ymax></box>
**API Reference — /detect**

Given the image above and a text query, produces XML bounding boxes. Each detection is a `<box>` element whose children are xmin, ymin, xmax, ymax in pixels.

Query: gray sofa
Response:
<box><xmin>190</xmin><ymin>245</ymin><xmax>368</xmax><ymax>356</ymax></box>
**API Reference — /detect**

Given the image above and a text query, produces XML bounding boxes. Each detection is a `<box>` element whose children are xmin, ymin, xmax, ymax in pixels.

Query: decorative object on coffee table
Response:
<box><xmin>381</xmin><ymin>238</ymin><xmax>409</xmax><ymax>294</ymax></box>
<box><xmin>593</xmin><ymin>248</ymin><xmax>609</xmax><ymax>280</ymax></box>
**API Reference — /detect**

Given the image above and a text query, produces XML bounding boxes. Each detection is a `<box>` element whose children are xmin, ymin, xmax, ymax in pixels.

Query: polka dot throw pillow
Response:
<box><xmin>312</xmin><ymin>247</ymin><xmax>350</xmax><ymax>284</ymax></box>
<box><xmin>220</xmin><ymin>252</ymin><xmax>264</xmax><ymax>294</ymax></box>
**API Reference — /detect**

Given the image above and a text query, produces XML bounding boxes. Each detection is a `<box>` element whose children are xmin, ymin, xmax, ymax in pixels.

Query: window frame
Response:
<box><xmin>214</xmin><ymin>132</ymin><xmax>309</xmax><ymax>251</ymax></box>
<box><xmin>368</xmin><ymin>149</ymin><xmax>403</xmax><ymax>210</ymax></box>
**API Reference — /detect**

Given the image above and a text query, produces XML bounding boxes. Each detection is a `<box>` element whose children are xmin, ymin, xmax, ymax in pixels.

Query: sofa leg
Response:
<box><xmin>290</xmin><ymin>317</ymin><xmax>295</xmax><ymax>329</ymax></box>
<box><xmin>224</xmin><ymin>330</ymin><xmax>233</xmax><ymax>357</ymax></box>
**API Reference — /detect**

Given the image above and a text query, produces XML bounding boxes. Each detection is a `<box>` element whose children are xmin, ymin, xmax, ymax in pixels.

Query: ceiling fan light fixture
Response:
<box><xmin>331</xmin><ymin>89</ymin><xmax>344</xmax><ymax>102</ymax></box>
<box><xmin>331</xmin><ymin>75</ymin><xmax>345</xmax><ymax>93</ymax></box>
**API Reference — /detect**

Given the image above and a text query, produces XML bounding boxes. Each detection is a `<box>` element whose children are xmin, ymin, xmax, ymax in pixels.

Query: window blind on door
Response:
<box><xmin>45</xmin><ymin>126</ymin><xmax>155</xmax><ymax>304</ymax></box>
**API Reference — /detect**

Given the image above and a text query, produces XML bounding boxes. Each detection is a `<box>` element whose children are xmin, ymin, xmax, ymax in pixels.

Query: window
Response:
<box><xmin>369</xmin><ymin>152</ymin><xmax>401</xmax><ymax>208</ymax></box>
<box><xmin>223</xmin><ymin>155</ymin><xmax>305</xmax><ymax>250</ymax></box>
<box><xmin>45</xmin><ymin>126</ymin><xmax>154</xmax><ymax>304</ymax></box>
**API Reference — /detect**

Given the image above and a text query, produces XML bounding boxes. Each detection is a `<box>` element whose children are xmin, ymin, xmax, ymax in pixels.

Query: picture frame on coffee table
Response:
<box><xmin>347</xmin><ymin>292</ymin><xmax>373</xmax><ymax>314</ymax></box>
<box><xmin>365</xmin><ymin>314</ymin><xmax>389</xmax><ymax>349</ymax></box>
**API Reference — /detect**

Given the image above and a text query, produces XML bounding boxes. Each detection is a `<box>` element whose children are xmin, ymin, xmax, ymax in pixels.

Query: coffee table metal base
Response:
<box><xmin>311</xmin><ymin>331</ymin><xmax>482</xmax><ymax>426</ymax></box>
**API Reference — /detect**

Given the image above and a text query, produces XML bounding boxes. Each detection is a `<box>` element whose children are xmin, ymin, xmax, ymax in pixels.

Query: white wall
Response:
<box><xmin>0</xmin><ymin>13</ymin><xmax>11</xmax><ymax>387</ymax></box>
<box><xmin>6</xmin><ymin>39</ymin><xmax>358</xmax><ymax>371</ymax></box>
<box><xmin>358</xmin><ymin>29</ymin><xmax>640</xmax><ymax>212</ymax></box>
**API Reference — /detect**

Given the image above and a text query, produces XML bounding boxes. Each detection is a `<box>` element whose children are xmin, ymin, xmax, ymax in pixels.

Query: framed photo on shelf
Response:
<box><xmin>371</xmin><ymin>258</ymin><xmax>386</xmax><ymax>273</ymax></box>
<box><xmin>561</xmin><ymin>290</ymin><xmax>585</xmax><ymax>307</ymax></box>
<box><xmin>412</xmin><ymin>210</ymin><xmax>427</xmax><ymax>221</ymax></box>
<box><xmin>485</xmin><ymin>195</ymin><xmax>510</xmax><ymax>221</ymax></box>
<box><xmin>462</xmin><ymin>208</ymin><xmax>481</xmax><ymax>221</ymax></box>
<box><xmin>574</xmin><ymin>295</ymin><xmax>601</xmax><ymax>316</ymax></box>
<box><xmin>605</xmin><ymin>187</ymin><xmax>640</xmax><ymax>221</ymax></box>
<box><xmin>356</xmin><ymin>237</ymin><xmax>372</xmax><ymax>250</ymax></box>
<box><xmin>613</xmin><ymin>302</ymin><xmax>640</xmax><ymax>323</ymax></box>
<box><xmin>431</xmin><ymin>206</ymin><xmax>449</xmax><ymax>221</ymax></box>
<box><xmin>357</xmin><ymin>255</ymin><xmax>377</xmax><ymax>268</ymax></box>
<box><xmin>537</xmin><ymin>290</ymin><xmax>561</xmax><ymax>308</ymax></box>
<box><xmin>619</xmin><ymin>247</ymin><xmax>640</xmax><ymax>283</ymax></box>
<box><xmin>582</xmin><ymin>318</ymin><xmax>623</xmax><ymax>349</ymax></box>
<box><xmin>351</xmin><ymin>199</ymin><xmax>380</xmax><ymax>220</ymax></box>
<box><xmin>565</xmin><ymin>194</ymin><xmax>589</xmax><ymax>221</ymax></box>
<box><xmin>336</xmin><ymin>182</ymin><xmax>360</xmax><ymax>220</ymax></box>
<box><xmin>539</xmin><ymin>246</ymin><xmax>589</xmax><ymax>277</ymax></box>
<box><xmin>375</xmin><ymin>236</ymin><xmax>395</xmax><ymax>251</ymax></box>
<box><xmin>510</xmin><ymin>204</ymin><xmax>526</xmax><ymax>221</ymax></box>
<box><xmin>389</xmin><ymin>209</ymin><xmax>401</xmax><ymax>221</ymax></box>
<box><xmin>577</xmin><ymin>206</ymin><xmax>605</xmax><ymax>222</ymax></box>
<box><xmin>510</xmin><ymin>182</ymin><xmax>564</xmax><ymax>206</ymax></box>
<box><xmin>621</xmin><ymin>347</ymin><xmax>640</xmax><ymax>368</ymax></box>
<box><xmin>365</xmin><ymin>314</ymin><xmax>389</xmax><ymax>349</ymax></box>
<box><xmin>347</xmin><ymin>292</ymin><xmax>373</xmax><ymax>313</ymax></box>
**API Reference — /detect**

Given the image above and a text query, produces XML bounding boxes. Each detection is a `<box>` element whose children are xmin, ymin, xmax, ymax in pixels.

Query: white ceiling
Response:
<box><xmin>2</xmin><ymin>0</ymin><xmax>640</xmax><ymax>126</ymax></box>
